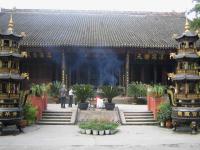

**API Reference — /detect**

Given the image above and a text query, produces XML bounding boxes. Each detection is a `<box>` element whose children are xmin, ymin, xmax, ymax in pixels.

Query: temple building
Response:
<box><xmin>0</xmin><ymin>9</ymin><xmax>194</xmax><ymax>91</ymax></box>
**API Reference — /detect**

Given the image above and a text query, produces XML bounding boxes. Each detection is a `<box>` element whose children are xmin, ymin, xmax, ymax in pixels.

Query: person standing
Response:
<box><xmin>68</xmin><ymin>88</ymin><xmax>74</xmax><ymax>107</ymax></box>
<box><xmin>59</xmin><ymin>84</ymin><xmax>67</xmax><ymax>108</ymax></box>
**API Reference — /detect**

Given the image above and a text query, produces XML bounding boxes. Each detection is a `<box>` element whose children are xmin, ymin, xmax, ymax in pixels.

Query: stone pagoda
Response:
<box><xmin>169</xmin><ymin>18</ymin><xmax>200</xmax><ymax>134</ymax></box>
<box><xmin>0</xmin><ymin>14</ymin><xmax>26</xmax><ymax>135</ymax></box>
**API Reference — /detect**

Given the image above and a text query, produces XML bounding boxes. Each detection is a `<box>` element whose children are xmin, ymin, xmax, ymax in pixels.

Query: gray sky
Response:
<box><xmin>0</xmin><ymin>0</ymin><xmax>194</xmax><ymax>12</ymax></box>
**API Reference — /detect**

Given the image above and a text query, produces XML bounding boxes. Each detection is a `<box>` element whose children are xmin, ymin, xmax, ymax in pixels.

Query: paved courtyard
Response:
<box><xmin>0</xmin><ymin>124</ymin><xmax>200</xmax><ymax>150</ymax></box>
<box><xmin>0</xmin><ymin>104</ymin><xmax>200</xmax><ymax>150</ymax></box>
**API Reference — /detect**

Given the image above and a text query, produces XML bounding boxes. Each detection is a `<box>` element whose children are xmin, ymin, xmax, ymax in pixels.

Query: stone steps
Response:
<box><xmin>37</xmin><ymin>122</ymin><xmax>73</xmax><ymax>125</ymax></box>
<box><xmin>123</xmin><ymin>122</ymin><xmax>158</xmax><ymax>125</ymax></box>
<box><xmin>37</xmin><ymin>111</ymin><xmax>74</xmax><ymax>125</ymax></box>
<box><xmin>125</xmin><ymin>118</ymin><xmax>156</xmax><ymax>122</ymax></box>
<box><xmin>121</xmin><ymin>111</ymin><xmax>158</xmax><ymax>125</ymax></box>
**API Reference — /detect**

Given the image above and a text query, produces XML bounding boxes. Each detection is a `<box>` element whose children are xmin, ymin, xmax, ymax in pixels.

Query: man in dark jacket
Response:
<box><xmin>59</xmin><ymin>84</ymin><xmax>67</xmax><ymax>108</ymax></box>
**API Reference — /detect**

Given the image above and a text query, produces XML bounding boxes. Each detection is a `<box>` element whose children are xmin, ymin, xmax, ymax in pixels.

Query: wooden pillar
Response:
<box><xmin>118</xmin><ymin>69</ymin><xmax>121</xmax><ymax>86</ymax></box>
<box><xmin>125</xmin><ymin>50</ymin><xmax>130</xmax><ymax>96</ymax></box>
<box><xmin>87</xmin><ymin>65</ymin><xmax>90</xmax><ymax>84</ymax></box>
<box><xmin>162</xmin><ymin>67</ymin><xmax>167</xmax><ymax>84</ymax></box>
<box><xmin>141</xmin><ymin>65</ymin><xmax>145</xmax><ymax>82</ymax></box>
<box><xmin>153</xmin><ymin>65</ymin><xmax>157</xmax><ymax>83</ymax></box>
<box><xmin>61</xmin><ymin>50</ymin><xmax>65</xmax><ymax>84</ymax></box>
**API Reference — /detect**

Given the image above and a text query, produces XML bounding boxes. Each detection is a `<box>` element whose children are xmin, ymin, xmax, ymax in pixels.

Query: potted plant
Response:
<box><xmin>147</xmin><ymin>84</ymin><xmax>166</xmax><ymax>119</ymax></box>
<box><xmin>157</xmin><ymin>103</ymin><xmax>172</xmax><ymax>128</ymax></box>
<box><xmin>79</xmin><ymin>121</ymin><xmax>90</xmax><ymax>134</ymax></box>
<box><xmin>101</xmin><ymin>86</ymin><xmax>119</xmax><ymax>110</ymax></box>
<box><xmin>78</xmin><ymin>120</ymin><xmax>119</xmax><ymax>135</ymax></box>
<box><xmin>98</xmin><ymin>123</ymin><xmax>105</xmax><ymax>135</ymax></box>
<box><xmin>104</xmin><ymin>123</ymin><xmax>111</xmax><ymax>135</ymax></box>
<box><xmin>73</xmin><ymin>84</ymin><xmax>94</xmax><ymax>110</ymax></box>
<box><xmin>48</xmin><ymin>81</ymin><xmax>62</xmax><ymax>103</ymax></box>
<box><xmin>109</xmin><ymin>122</ymin><xmax>119</xmax><ymax>134</ymax></box>
<box><xmin>23</xmin><ymin>103</ymin><xmax>37</xmax><ymax>125</ymax></box>
<box><xmin>30</xmin><ymin>83</ymin><xmax>46</xmax><ymax>120</ymax></box>
<box><xmin>92</xmin><ymin>126</ymin><xmax>99</xmax><ymax>135</ymax></box>
<box><xmin>90</xmin><ymin>120</ymin><xmax>99</xmax><ymax>135</ymax></box>
<box><xmin>128</xmin><ymin>82</ymin><xmax>147</xmax><ymax>104</ymax></box>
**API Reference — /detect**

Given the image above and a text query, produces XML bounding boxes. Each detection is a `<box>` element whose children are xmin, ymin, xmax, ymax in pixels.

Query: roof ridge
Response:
<box><xmin>1</xmin><ymin>8</ymin><xmax>184</xmax><ymax>16</ymax></box>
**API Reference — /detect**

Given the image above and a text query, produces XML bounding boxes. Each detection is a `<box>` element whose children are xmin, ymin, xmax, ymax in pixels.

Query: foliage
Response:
<box><xmin>128</xmin><ymin>82</ymin><xmax>147</xmax><ymax>98</ymax></box>
<box><xmin>117</xmin><ymin>86</ymin><xmax>125</xmax><ymax>96</ymax></box>
<box><xmin>147</xmin><ymin>84</ymin><xmax>166</xmax><ymax>98</ymax></box>
<box><xmin>79</xmin><ymin>120</ymin><xmax>119</xmax><ymax>131</ymax></box>
<box><xmin>101</xmin><ymin>86</ymin><xmax>119</xmax><ymax>103</ymax></box>
<box><xmin>19</xmin><ymin>90</ymin><xmax>30</xmax><ymax>106</ymax></box>
<box><xmin>189</xmin><ymin>1</ymin><xmax>200</xmax><ymax>30</ymax></box>
<box><xmin>49</xmin><ymin>81</ymin><xmax>62</xmax><ymax>97</ymax></box>
<box><xmin>157</xmin><ymin>103</ymin><xmax>172</xmax><ymax>122</ymax></box>
<box><xmin>23</xmin><ymin>103</ymin><xmax>37</xmax><ymax>125</ymax></box>
<box><xmin>30</xmin><ymin>84</ymin><xmax>46</xmax><ymax>97</ymax></box>
<box><xmin>79</xmin><ymin>121</ymin><xmax>93</xmax><ymax>129</ymax></box>
<box><xmin>73</xmin><ymin>84</ymin><xmax>94</xmax><ymax>103</ymax></box>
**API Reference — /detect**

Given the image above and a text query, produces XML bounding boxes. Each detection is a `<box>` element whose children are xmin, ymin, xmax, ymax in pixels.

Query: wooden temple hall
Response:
<box><xmin>0</xmin><ymin>9</ymin><xmax>189</xmax><ymax>88</ymax></box>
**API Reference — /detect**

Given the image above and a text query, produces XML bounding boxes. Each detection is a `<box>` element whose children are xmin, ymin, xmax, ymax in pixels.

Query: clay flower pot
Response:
<box><xmin>18</xmin><ymin>120</ymin><xmax>28</xmax><ymax>128</ymax></box>
<box><xmin>165</xmin><ymin>120</ymin><xmax>173</xmax><ymax>128</ymax></box>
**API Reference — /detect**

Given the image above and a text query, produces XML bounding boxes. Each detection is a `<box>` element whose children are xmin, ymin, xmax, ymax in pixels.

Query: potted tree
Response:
<box><xmin>73</xmin><ymin>84</ymin><xmax>94</xmax><ymax>110</ymax></box>
<box><xmin>157</xmin><ymin>103</ymin><xmax>172</xmax><ymax>128</ymax></box>
<box><xmin>101</xmin><ymin>86</ymin><xmax>119</xmax><ymax>110</ymax></box>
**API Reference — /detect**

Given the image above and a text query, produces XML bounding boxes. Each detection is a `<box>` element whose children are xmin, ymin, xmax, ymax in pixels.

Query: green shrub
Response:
<box><xmin>23</xmin><ymin>103</ymin><xmax>37</xmax><ymax>125</ymax></box>
<box><xmin>157</xmin><ymin>103</ymin><xmax>172</xmax><ymax>122</ymax></box>
<box><xmin>128</xmin><ymin>82</ymin><xmax>147</xmax><ymax>98</ymax></box>
<box><xmin>79</xmin><ymin>121</ymin><xmax>92</xmax><ymax>129</ymax></box>
<box><xmin>101</xmin><ymin>86</ymin><xmax>119</xmax><ymax>103</ymax></box>
<box><xmin>73</xmin><ymin>84</ymin><xmax>94</xmax><ymax>103</ymax></box>
<box><xmin>117</xmin><ymin>86</ymin><xmax>125</xmax><ymax>96</ymax></box>
<box><xmin>30</xmin><ymin>84</ymin><xmax>44</xmax><ymax>97</ymax></box>
<box><xmin>79</xmin><ymin>120</ymin><xmax>119</xmax><ymax>131</ymax></box>
<box><xmin>49</xmin><ymin>81</ymin><xmax>62</xmax><ymax>97</ymax></box>
<box><xmin>147</xmin><ymin>84</ymin><xmax>166</xmax><ymax>98</ymax></box>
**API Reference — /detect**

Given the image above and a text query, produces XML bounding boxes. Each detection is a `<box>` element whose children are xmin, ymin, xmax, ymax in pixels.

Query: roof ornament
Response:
<box><xmin>7</xmin><ymin>13</ymin><xmax>14</xmax><ymax>34</ymax></box>
<box><xmin>184</xmin><ymin>17</ymin><xmax>190</xmax><ymax>32</ymax></box>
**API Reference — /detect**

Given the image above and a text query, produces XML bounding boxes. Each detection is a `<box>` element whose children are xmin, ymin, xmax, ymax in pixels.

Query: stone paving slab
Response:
<box><xmin>46</xmin><ymin>104</ymin><xmax>78</xmax><ymax>112</ymax></box>
<box><xmin>116</xmin><ymin>104</ymin><xmax>148</xmax><ymax>112</ymax></box>
<box><xmin>47</xmin><ymin>104</ymin><xmax>148</xmax><ymax>112</ymax></box>
<box><xmin>0</xmin><ymin>125</ymin><xmax>200</xmax><ymax>150</ymax></box>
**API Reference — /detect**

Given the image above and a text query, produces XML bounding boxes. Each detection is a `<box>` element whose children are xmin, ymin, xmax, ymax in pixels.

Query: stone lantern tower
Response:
<box><xmin>169</xmin><ymin>18</ymin><xmax>200</xmax><ymax>134</ymax></box>
<box><xmin>0</xmin><ymin>14</ymin><xmax>26</xmax><ymax>134</ymax></box>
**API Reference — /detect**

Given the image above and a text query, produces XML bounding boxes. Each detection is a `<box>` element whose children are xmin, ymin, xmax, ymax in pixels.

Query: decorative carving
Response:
<box><xmin>12</xmin><ymin>112</ymin><xmax>17</xmax><ymax>117</ymax></box>
<box><xmin>170</xmin><ymin>17</ymin><xmax>200</xmax><ymax>134</ymax></box>
<box><xmin>170</xmin><ymin>53</ymin><xmax>176</xmax><ymax>59</ymax></box>
<box><xmin>5</xmin><ymin>112</ymin><xmax>10</xmax><ymax>117</ymax></box>
<box><xmin>21</xmin><ymin>51</ymin><xmax>28</xmax><ymax>58</ymax></box>
<box><xmin>136</xmin><ymin>53</ymin><xmax>142</xmax><ymax>59</ymax></box>
<box><xmin>21</xmin><ymin>73</ymin><xmax>29</xmax><ymax>80</ymax></box>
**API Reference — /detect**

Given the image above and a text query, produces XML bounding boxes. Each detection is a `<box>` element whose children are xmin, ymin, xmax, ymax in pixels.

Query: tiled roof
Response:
<box><xmin>0</xmin><ymin>9</ymin><xmax>186</xmax><ymax>48</ymax></box>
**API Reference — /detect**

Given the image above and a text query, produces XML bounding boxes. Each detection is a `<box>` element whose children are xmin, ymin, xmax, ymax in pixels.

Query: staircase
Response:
<box><xmin>120</xmin><ymin>111</ymin><xmax>158</xmax><ymax>125</ymax></box>
<box><xmin>37</xmin><ymin>111</ymin><xmax>76</xmax><ymax>125</ymax></box>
